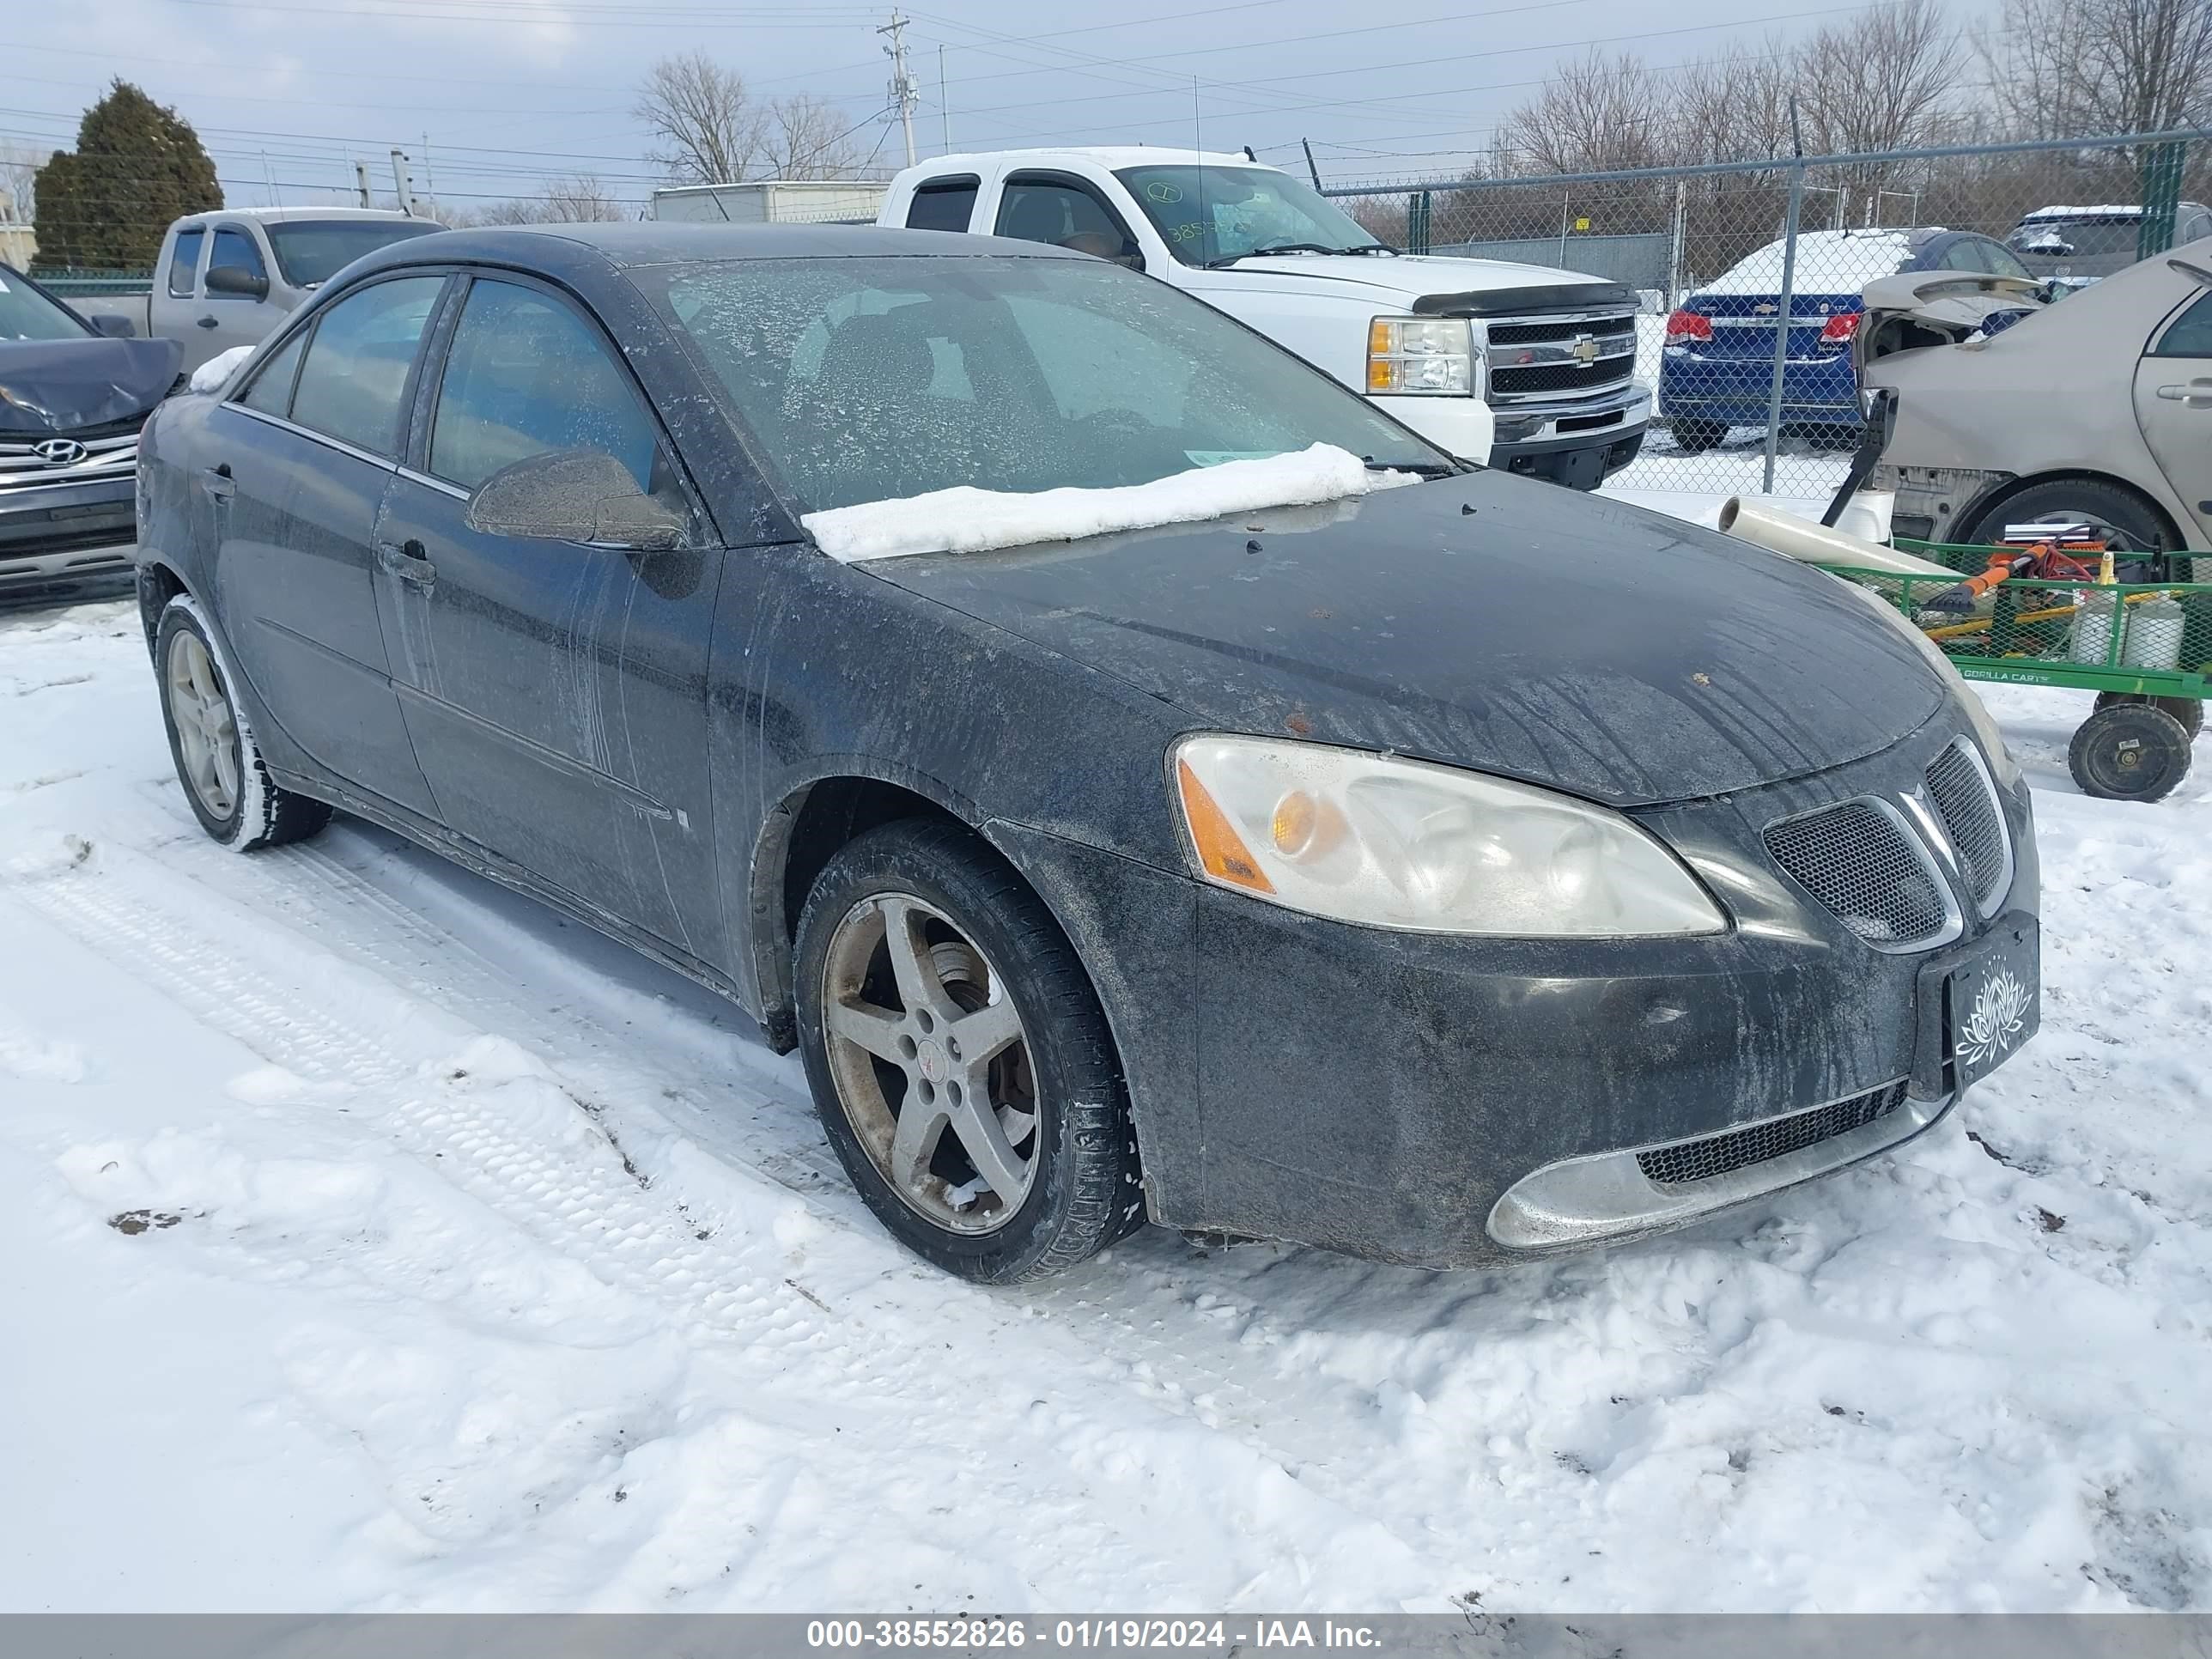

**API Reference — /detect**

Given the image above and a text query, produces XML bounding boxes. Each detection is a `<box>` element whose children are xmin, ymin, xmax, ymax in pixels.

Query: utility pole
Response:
<box><xmin>354</xmin><ymin>161</ymin><xmax>373</xmax><ymax>209</ymax></box>
<box><xmin>878</xmin><ymin>9</ymin><xmax>917</xmax><ymax>170</ymax></box>
<box><xmin>390</xmin><ymin>148</ymin><xmax>415</xmax><ymax>216</ymax></box>
<box><xmin>422</xmin><ymin>131</ymin><xmax>436</xmax><ymax>217</ymax></box>
<box><xmin>938</xmin><ymin>44</ymin><xmax>951</xmax><ymax>154</ymax></box>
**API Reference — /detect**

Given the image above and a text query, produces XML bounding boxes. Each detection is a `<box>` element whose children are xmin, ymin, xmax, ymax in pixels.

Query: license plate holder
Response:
<box><xmin>1917</xmin><ymin>915</ymin><xmax>2040</xmax><ymax>1092</ymax></box>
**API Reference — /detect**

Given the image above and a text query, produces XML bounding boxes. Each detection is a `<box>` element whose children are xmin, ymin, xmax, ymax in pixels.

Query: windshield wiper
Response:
<box><xmin>1364</xmin><ymin>458</ymin><xmax>1460</xmax><ymax>478</ymax></box>
<box><xmin>1337</xmin><ymin>244</ymin><xmax>1401</xmax><ymax>256</ymax></box>
<box><xmin>1202</xmin><ymin>241</ymin><xmax>1339</xmax><ymax>267</ymax></box>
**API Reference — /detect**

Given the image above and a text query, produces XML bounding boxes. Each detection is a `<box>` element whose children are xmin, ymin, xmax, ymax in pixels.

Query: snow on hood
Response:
<box><xmin>0</xmin><ymin>336</ymin><xmax>183</xmax><ymax>434</ymax></box>
<box><xmin>2020</xmin><ymin>204</ymin><xmax>2142</xmax><ymax>221</ymax></box>
<box><xmin>1698</xmin><ymin>229</ymin><xmax>1917</xmax><ymax>296</ymax></box>
<box><xmin>188</xmin><ymin>343</ymin><xmax>256</xmax><ymax>395</ymax></box>
<box><xmin>802</xmin><ymin>444</ymin><xmax>1415</xmax><ymax>563</ymax></box>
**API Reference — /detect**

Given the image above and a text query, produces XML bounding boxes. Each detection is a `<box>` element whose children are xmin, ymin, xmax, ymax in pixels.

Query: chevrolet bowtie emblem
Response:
<box><xmin>1569</xmin><ymin>335</ymin><xmax>1600</xmax><ymax>366</ymax></box>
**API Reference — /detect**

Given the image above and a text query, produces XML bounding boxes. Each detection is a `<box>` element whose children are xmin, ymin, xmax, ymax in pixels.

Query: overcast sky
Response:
<box><xmin>5</xmin><ymin>0</ymin><xmax>1975</xmax><ymax>214</ymax></box>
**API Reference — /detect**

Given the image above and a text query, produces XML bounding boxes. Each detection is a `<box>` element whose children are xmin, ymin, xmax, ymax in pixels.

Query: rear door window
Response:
<box><xmin>907</xmin><ymin>179</ymin><xmax>978</xmax><ymax>233</ymax></box>
<box><xmin>428</xmin><ymin>277</ymin><xmax>660</xmax><ymax>494</ymax></box>
<box><xmin>2152</xmin><ymin>291</ymin><xmax>2212</xmax><ymax>358</ymax></box>
<box><xmin>167</xmin><ymin>228</ymin><xmax>205</xmax><ymax>297</ymax></box>
<box><xmin>288</xmin><ymin>276</ymin><xmax>445</xmax><ymax>457</ymax></box>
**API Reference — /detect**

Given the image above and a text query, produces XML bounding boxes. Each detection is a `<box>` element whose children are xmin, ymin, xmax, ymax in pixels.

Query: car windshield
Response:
<box><xmin>2009</xmin><ymin>217</ymin><xmax>2141</xmax><ymax>258</ymax></box>
<box><xmin>1114</xmin><ymin>165</ymin><xmax>1385</xmax><ymax>267</ymax></box>
<box><xmin>647</xmin><ymin>253</ymin><xmax>1447</xmax><ymax>515</ymax></box>
<box><xmin>264</xmin><ymin>220</ymin><xmax>443</xmax><ymax>288</ymax></box>
<box><xmin>0</xmin><ymin>266</ymin><xmax>92</xmax><ymax>342</ymax></box>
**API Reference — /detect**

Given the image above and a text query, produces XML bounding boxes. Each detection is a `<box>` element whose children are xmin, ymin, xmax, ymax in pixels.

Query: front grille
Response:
<box><xmin>1764</xmin><ymin>799</ymin><xmax>1956</xmax><ymax>951</ymax></box>
<box><xmin>1923</xmin><ymin>740</ymin><xmax>2009</xmax><ymax>915</ymax></box>
<box><xmin>0</xmin><ymin>428</ymin><xmax>141</xmax><ymax>491</ymax></box>
<box><xmin>1637</xmin><ymin>1081</ymin><xmax>1909</xmax><ymax>1186</ymax></box>
<box><xmin>1482</xmin><ymin>309</ymin><xmax>1638</xmax><ymax>406</ymax></box>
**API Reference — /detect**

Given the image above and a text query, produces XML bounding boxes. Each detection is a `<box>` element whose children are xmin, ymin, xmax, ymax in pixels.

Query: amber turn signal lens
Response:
<box><xmin>1177</xmin><ymin>759</ymin><xmax>1274</xmax><ymax>893</ymax></box>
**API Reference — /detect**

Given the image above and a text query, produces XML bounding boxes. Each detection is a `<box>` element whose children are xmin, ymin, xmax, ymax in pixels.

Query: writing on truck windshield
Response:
<box><xmin>1115</xmin><ymin>166</ymin><xmax>1387</xmax><ymax>267</ymax></box>
<box><xmin>647</xmin><ymin>254</ymin><xmax>1443</xmax><ymax>514</ymax></box>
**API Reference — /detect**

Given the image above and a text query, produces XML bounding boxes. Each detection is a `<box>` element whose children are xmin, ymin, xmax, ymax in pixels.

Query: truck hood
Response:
<box><xmin>862</xmin><ymin>471</ymin><xmax>1948</xmax><ymax>807</ymax></box>
<box><xmin>1191</xmin><ymin>252</ymin><xmax>1625</xmax><ymax>307</ymax></box>
<box><xmin>0</xmin><ymin>337</ymin><xmax>183</xmax><ymax>434</ymax></box>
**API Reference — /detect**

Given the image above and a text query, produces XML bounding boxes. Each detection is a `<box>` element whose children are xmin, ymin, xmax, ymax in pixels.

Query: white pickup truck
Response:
<box><xmin>878</xmin><ymin>147</ymin><xmax>1651</xmax><ymax>486</ymax></box>
<box><xmin>68</xmin><ymin>207</ymin><xmax>441</xmax><ymax>374</ymax></box>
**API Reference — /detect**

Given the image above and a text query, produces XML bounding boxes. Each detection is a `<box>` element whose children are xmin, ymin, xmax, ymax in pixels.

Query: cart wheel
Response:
<box><xmin>2069</xmin><ymin>704</ymin><xmax>2194</xmax><ymax>801</ymax></box>
<box><xmin>2094</xmin><ymin>691</ymin><xmax>2204</xmax><ymax>740</ymax></box>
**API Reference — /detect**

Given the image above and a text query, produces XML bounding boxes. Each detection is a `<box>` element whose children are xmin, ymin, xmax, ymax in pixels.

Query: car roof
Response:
<box><xmin>177</xmin><ymin>206</ymin><xmax>423</xmax><ymax>227</ymax></box>
<box><xmin>901</xmin><ymin>146</ymin><xmax>1260</xmax><ymax>174</ymax></box>
<box><xmin>348</xmin><ymin>221</ymin><xmax>1091</xmax><ymax>276</ymax></box>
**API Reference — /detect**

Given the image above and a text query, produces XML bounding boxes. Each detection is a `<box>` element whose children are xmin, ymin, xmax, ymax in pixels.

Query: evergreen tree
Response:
<box><xmin>33</xmin><ymin>81</ymin><xmax>220</xmax><ymax>270</ymax></box>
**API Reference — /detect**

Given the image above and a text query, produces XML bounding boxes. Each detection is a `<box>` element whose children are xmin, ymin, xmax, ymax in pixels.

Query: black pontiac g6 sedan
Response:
<box><xmin>133</xmin><ymin>223</ymin><xmax>2039</xmax><ymax>1280</ymax></box>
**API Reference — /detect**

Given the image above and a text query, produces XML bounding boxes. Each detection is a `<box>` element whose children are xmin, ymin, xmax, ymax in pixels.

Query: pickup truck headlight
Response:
<box><xmin>1170</xmin><ymin>735</ymin><xmax>1726</xmax><ymax>936</ymax></box>
<box><xmin>1366</xmin><ymin>317</ymin><xmax>1478</xmax><ymax>397</ymax></box>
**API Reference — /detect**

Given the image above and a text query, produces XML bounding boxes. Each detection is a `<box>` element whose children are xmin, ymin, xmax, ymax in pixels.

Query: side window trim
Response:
<box><xmin>994</xmin><ymin>169</ymin><xmax>1141</xmax><ymax>251</ymax></box>
<box><xmin>413</xmin><ymin>266</ymin><xmax>713</xmax><ymax>532</ymax></box>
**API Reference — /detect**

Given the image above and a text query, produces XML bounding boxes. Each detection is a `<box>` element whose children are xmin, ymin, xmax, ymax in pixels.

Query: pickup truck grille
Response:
<box><xmin>1482</xmin><ymin>312</ymin><xmax>1639</xmax><ymax>408</ymax></box>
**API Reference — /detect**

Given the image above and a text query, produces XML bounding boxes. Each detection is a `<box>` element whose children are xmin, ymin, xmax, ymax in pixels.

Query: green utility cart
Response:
<box><xmin>1817</xmin><ymin>540</ymin><xmax>2211</xmax><ymax>803</ymax></box>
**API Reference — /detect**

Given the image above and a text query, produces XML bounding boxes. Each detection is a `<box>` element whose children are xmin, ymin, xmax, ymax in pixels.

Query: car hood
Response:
<box><xmin>1191</xmin><ymin>252</ymin><xmax>1621</xmax><ymax>305</ymax></box>
<box><xmin>862</xmin><ymin>471</ymin><xmax>1950</xmax><ymax>807</ymax></box>
<box><xmin>0</xmin><ymin>337</ymin><xmax>183</xmax><ymax>434</ymax></box>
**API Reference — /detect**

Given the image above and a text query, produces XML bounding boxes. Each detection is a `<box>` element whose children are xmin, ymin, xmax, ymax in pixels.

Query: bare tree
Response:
<box><xmin>0</xmin><ymin>141</ymin><xmax>53</xmax><ymax>222</ymax></box>
<box><xmin>635</xmin><ymin>50</ymin><xmax>765</xmax><ymax>184</ymax></box>
<box><xmin>1503</xmin><ymin>49</ymin><xmax>1674</xmax><ymax>176</ymax></box>
<box><xmin>461</xmin><ymin>173</ymin><xmax>629</xmax><ymax>226</ymax></box>
<box><xmin>1795</xmin><ymin>0</ymin><xmax>1960</xmax><ymax>158</ymax></box>
<box><xmin>761</xmin><ymin>93</ymin><xmax>860</xmax><ymax>180</ymax></box>
<box><xmin>1979</xmin><ymin>0</ymin><xmax>2212</xmax><ymax>136</ymax></box>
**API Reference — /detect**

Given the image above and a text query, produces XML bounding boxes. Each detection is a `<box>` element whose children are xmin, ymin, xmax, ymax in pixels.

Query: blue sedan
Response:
<box><xmin>1658</xmin><ymin>228</ymin><xmax>2035</xmax><ymax>452</ymax></box>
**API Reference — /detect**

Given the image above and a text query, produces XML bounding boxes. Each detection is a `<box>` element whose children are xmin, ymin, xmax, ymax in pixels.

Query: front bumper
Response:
<box><xmin>0</xmin><ymin>474</ymin><xmax>137</xmax><ymax>598</ymax></box>
<box><xmin>998</xmin><ymin>710</ymin><xmax>2039</xmax><ymax>1270</ymax></box>
<box><xmin>1490</xmin><ymin>383</ymin><xmax>1651</xmax><ymax>489</ymax></box>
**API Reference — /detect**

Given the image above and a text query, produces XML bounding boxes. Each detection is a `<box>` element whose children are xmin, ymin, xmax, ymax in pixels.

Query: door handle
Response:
<box><xmin>374</xmin><ymin>538</ymin><xmax>436</xmax><ymax>586</ymax></box>
<box><xmin>2155</xmin><ymin>379</ymin><xmax>2212</xmax><ymax>407</ymax></box>
<box><xmin>199</xmin><ymin>464</ymin><xmax>234</xmax><ymax>502</ymax></box>
<box><xmin>196</xmin><ymin>316</ymin><xmax>220</xmax><ymax>329</ymax></box>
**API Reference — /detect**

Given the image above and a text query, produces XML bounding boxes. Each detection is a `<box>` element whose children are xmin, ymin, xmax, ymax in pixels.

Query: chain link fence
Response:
<box><xmin>1325</xmin><ymin>131</ymin><xmax>2212</xmax><ymax>507</ymax></box>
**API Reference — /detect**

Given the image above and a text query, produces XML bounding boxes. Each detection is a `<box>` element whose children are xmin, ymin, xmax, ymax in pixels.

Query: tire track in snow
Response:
<box><xmin>5</xmin><ymin>845</ymin><xmax>1452</xmax><ymax>1605</ymax></box>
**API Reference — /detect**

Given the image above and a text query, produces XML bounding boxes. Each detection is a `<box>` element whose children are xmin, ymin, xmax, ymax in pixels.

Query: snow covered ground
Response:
<box><xmin>4</xmin><ymin>568</ymin><xmax>2210</xmax><ymax>1613</ymax></box>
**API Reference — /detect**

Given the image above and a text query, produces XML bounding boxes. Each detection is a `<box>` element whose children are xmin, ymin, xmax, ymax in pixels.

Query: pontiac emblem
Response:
<box><xmin>1569</xmin><ymin>334</ymin><xmax>1600</xmax><ymax>366</ymax></box>
<box><xmin>33</xmin><ymin>438</ymin><xmax>88</xmax><ymax>465</ymax></box>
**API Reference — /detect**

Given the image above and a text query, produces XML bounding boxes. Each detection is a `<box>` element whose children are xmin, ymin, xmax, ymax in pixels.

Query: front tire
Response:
<box><xmin>1963</xmin><ymin>478</ymin><xmax>2177</xmax><ymax>573</ymax></box>
<box><xmin>793</xmin><ymin>818</ymin><xmax>1144</xmax><ymax>1282</ymax></box>
<box><xmin>155</xmin><ymin>594</ymin><xmax>332</xmax><ymax>852</ymax></box>
<box><xmin>1669</xmin><ymin>418</ymin><xmax>1725</xmax><ymax>454</ymax></box>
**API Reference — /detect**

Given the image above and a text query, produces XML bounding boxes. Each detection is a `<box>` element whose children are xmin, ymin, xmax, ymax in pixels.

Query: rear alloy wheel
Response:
<box><xmin>1669</xmin><ymin>418</ymin><xmax>1726</xmax><ymax>454</ymax></box>
<box><xmin>2068</xmin><ymin>702</ymin><xmax>2194</xmax><ymax>802</ymax></box>
<box><xmin>793</xmin><ymin>819</ymin><xmax>1144</xmax><ymax>1281</ymax></box>
<box><xmin>155</xmin><ymin>595</ymin><xmax>332</xmax><ymax>852</ymax></box>
<box><xmin>1965</xmin><ymin>479</ymin><xmax>2178</xmax><ymax>574</ymax></box>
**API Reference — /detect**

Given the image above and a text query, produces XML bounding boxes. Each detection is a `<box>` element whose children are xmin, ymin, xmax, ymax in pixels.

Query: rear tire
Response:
<box><xmin>793</xmin><ymin>818</ymin><xmax>1146</xmax><ymax>1282</ymax></box>
<box><xmin>1962</xmin><ymin>478</ymin><xmax>2178</xmax><ymax>572</ymax></box>
<box><xmin>155</xmin><ymin>594</ymin><xmax>333</xmax><ymax>852</ymax></box>
<box><xmin>1669</xmin><ymin>418</ymin><xmax>1726</xmax><ymax>454</ymax></box>
<box><xmin>2068</xmin><ymin>703</ymin><xmax>2193</xmax><ymax>802</ymax></box>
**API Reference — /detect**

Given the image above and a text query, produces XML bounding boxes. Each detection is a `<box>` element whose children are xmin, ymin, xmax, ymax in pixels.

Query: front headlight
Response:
<box><xmin>1170</xmin><ymin>735</ymin><xmax>1727</xmax><ymax>937</ymax></box>
<box><xmin>1367</xmin><ymin>316</ymin><xmax>1477</xmax><ymax>397</ymax></box>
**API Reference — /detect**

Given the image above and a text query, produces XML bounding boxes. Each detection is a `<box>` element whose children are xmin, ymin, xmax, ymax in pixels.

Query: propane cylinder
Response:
<box><xmin>2121</xmin><ymin>595</ymin><xmax>2186</xmax><ymax>672</ymax></box>
<box><xmin>2070</xmin><ymin>588</ymin><xmax>2122</xmax><ymax>665</ymax></box>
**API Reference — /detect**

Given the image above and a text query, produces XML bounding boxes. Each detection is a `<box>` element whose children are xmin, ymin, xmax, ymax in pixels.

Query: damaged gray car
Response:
<box><xmin>133</xmin><ymin>223</ymin><xmax>2039</xmax><ymax>1281</ymax></box>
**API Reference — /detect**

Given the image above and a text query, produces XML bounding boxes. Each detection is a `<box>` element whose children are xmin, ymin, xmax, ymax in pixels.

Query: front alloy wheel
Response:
<box><xmin>166</xmin><ymin>627</ymin><xmax>241</xmax><ymax>820</ymax></box>
<box><xmin>793</xmin><ymin>819</ymin><xmax>1144</xmax><ymax>1281</ymax></box>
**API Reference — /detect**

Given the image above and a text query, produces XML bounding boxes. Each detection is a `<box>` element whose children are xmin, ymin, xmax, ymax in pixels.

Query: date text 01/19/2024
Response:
<box><xmin>805</xmin><ymin>1619</ymin><xmax>1385</xmax><ymax>1650</ymax></box>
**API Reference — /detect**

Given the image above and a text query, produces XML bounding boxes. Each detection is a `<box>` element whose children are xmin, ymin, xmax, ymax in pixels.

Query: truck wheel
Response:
<box><xmin>2094</xmin><ymin>691</ymin><xmax>2204</xmax><ymax>740</ymax></box>
<box><xmin>793</xmin><ymin>818</ymin><xmax>1146</xmax><ymax>1282</ymax></box>
<box><xmin>155</xmin><ymin>594</ymin><xmax>333</xmax><ymax>851</ymax></box>
<box><xmin>2068</xmin><ymin>703</ymin><xmax>2193</xmax><ymax>802</ymax></box>
<box><xmin>1669</xmin><ymin>419</ymin><xmax>1725</xmax><ymax>454</ymax></box>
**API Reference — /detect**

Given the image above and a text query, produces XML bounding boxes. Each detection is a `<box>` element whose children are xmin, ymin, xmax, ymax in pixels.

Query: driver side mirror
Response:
<box><xmin>464</xmin><ymin>448</ymin><xmax>688</xmax><ymax>551</ymax></box>
<box><xmin>204</xmin><ymin>264</ymin><xmax>270</xmax><ymax>301</ymax></box>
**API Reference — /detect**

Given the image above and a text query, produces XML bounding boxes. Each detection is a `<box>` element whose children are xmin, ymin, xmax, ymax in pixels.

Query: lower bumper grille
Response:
<box><xmin>1637</xmin><ymin>1081</ymin><xmax>1909</xmax><ymax>1187</ymax></box>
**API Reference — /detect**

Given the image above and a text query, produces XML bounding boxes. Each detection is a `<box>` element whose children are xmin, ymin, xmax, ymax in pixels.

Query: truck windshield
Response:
<box><xmin>264</xmin><ymin>220</ymin><xmax>443</xmax><ymax>288</ymax></box>
<box><xmin>2008</xmin><ymin>217</ymin><xmax>2141</xmax><ymax>258</ymax></box>
<box><xmin>0</xmin><ymin>267</ymin><xmax>92</xmax><ymax>343</ymax></box>
<box><xmin>647</xmin><ymin>253</ymin><xmax>1447</xmax><ymax>514</ymax></box>
<box><xmin>1114</xmin><ymin>165</ymin><xmax>1387</xmax><ymax>267</ymax></box>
